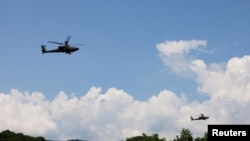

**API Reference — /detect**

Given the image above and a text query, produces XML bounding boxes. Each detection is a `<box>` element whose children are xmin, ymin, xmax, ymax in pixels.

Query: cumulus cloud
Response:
<box><xmin>0</xmin><ymin>88</ymin><xmax>186</xmax><ymax>140</ymax></box>
<box><xmin>0</xmin><ymin>90</ymin><xmax>59</xmax><ymax>138</ymax></box>
<box><xmin>156</xmin><ymin>40</ymin><xmax>207</xmax><ymax>76</ymax></box>
<box><xmin>1</xmin><ymin>88</ymin><xmax>188</xmax><ymax>140</ymax></box>
<box><xmin>156</xmin><ymin>39</ymin><xmax>250</xmax><ymax>122</ymax></box>
<box><xmin>1</xmin><ymin>39</ymin><xmax>250</xmax><ymax>141</ymax></box>
<box><xmin>156</xmin><ymin>40</ymin><xmax>207</xmax><ymax>55</ymax></box>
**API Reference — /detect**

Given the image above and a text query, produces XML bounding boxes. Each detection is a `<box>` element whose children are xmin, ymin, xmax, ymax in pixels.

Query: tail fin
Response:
<box><xmin>41</xmin><ymin>45</ymin><xmax>46</xmax><ymax>54</ymax></box>
<box><xmin>190</xmin><ymin>117</ymin><xmax>193</xmax><ymax>121</ymax></box>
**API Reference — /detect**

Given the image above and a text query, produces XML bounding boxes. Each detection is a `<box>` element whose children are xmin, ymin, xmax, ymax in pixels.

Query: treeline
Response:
<box><xmin>126</xmin><ymin>128</ymin><xmax>207</xmax><ymax>141</ymax></box>
<box><xmin>0</xmin><ymin>130</ymin><xmax>45</xmax><ymax>141</ymax></box>
<box><xmin>0</xmin><ymin>128</ymin><xmax>207</xmax><ymax>141</ymax></box>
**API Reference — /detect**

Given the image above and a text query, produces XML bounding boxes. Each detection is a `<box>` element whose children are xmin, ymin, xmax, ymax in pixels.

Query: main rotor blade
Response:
<box><xmin>66</xmin><ymin>36</ymin><xmax>71</xmax><ymax>43</ymax></box>
<box><xmin>48</xmin><ymin>41</ymin><xmax>64</xmax><ymax>45</ymax></box>
<box><xmin>70</xmin><ymin>43</ymin><xmax>84</xmax><ymax>46</ymax></box>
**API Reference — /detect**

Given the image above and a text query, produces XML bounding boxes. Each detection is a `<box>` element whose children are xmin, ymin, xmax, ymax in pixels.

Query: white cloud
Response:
<box><xmin>156</xmin><ymin>40</ymin><xmax>207</xmax><ymax>55</ymax></box>
<box><xmin>0</xmin><ymin>88</ymin><xmax>191</xmax><ymax>140</ymax></box>
<box><xmin>1</xmin><ymin>40</ymin><xmax>250</xmax><ymax>141</ymax></box>
<box><xmin>156</xmin><ymin>40</ymin><xmax>207</xmax><ymax>76</ymax></box>
<box><xmin>155</xmin><ymin>40</ymin><xmax>250</xmax><ymax>136</ymax></box>
<box><xmin>0</xmin><ymin>89</ymin><xmax>59</xmax><ymax>138</ymax></box>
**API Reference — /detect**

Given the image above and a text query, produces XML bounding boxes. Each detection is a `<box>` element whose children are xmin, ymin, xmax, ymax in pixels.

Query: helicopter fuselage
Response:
<box><xmin>41</xmin><ymin>45</ymin><xmax>79</xmax><ymax>54</ymax></box>
<box><xmin>41</xmin><ymin>36</ymin><xmax>81</xmax><ymax>55</ymax></box>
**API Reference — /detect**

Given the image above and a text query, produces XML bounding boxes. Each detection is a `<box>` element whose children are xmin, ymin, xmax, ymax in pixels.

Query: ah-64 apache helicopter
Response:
<box><xmin>41</xmin><ymin>36</ymin><xmax>83</xmax><ymax>55</ymax></box>
<box><xmin>190</xmin><ymin>113</ymin><xmax>209</xmax><ymax>121</ymax></box>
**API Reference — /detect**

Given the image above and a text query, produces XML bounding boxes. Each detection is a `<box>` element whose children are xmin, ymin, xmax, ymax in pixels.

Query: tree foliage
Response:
<box><xmin>194</xmin><ymin>132</ymin><xmax>207</xmax><ymax>141</ymax></box>
<box><xmin>173</xmin><ymin>128</ymin><xmax>193</xmax><ymax>141</ymax></box>
<box><xmin>0</xmin><ymin>130</ymin><xmax>46</xmax><ymax>141</ymax></box>
<box><xmin>0</xmin><ymin>128</ymin><xmax>208</xmax><ymax>141</ymax></box>
<box><xmin>126</xmin><ymin>133</ymin><xmax>167</xmax><ymax>141</ymax></box>
<box><xmin>126</xmin><ymin>129</ymin><xmax>207</xmax><ymax>141</ymax></box>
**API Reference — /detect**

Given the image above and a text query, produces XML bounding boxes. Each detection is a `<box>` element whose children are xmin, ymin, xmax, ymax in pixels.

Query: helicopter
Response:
<box><xmin>190</xmin><ymin>113</ymin><xmax>209</xmax><ymax>121</ymax></box>
<box><xmin>41</xmin><ymin>36</ymin><xmax>83</xmax><ymax>55</ymax></box>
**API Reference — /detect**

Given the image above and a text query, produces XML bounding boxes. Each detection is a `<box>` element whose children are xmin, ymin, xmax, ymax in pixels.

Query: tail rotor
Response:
<box><xmin>190</xmin><ymin>117</ymin><xmax>193</xmax><ymax>121</ymax></box>
<box><xmin>41</xmin><ymin>45</ymin><xmax>47</xmax><ymax>54</ymax></box>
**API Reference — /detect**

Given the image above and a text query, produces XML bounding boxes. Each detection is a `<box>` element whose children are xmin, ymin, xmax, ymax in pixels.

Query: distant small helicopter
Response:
<box><xmin>190</xmin><ymin>113</ymin><xmax>209</xmax><ymax>121</ymax></box>
<box><xmin>41</xmin><ymin>36</ymin><xmax>83</xmax><ymax>55</ymax></box>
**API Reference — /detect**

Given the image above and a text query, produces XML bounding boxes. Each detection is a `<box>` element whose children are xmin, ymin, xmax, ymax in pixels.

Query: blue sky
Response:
<box><xmin>1</xmin><ymin>1</ymin><xmax>250</xmax><ymax>140</ymax></box>
<box><xmin>1</xmin><ymin>0</ymin><xmax>248</xmax><ymax>100</ymax></box>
